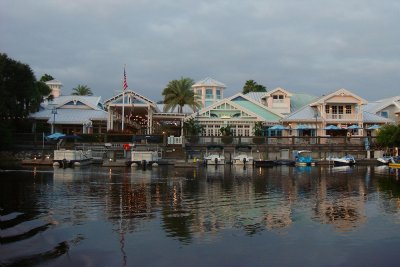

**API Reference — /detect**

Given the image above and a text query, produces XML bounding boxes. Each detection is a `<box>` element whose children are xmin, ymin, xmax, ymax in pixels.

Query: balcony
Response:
<box><xmin>325</xmin><ymin>114</ymin><xmax>359</xmax><ymax>120</ymax></box>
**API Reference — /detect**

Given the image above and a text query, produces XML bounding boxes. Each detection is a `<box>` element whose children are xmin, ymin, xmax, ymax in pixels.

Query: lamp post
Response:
<box><xmin>51</xmin><ymin>107</ymin><xmax>57</xmax><ymax>134</ymax></box>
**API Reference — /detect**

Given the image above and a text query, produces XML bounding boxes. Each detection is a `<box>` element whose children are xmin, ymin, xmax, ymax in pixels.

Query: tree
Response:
<box><xmin>162</xmin><ymin>77</ymin><xmax>201</xmax><ymax>113</ymax></box>
<box><xmin>376</xmin><ymin>124</ymin><xmax>400</xmax><ymax>148</ymax></box>
<box><xmin>183</xmin><ymin>118</ymin><xmax>203</xmax><ymax>136</ymax></box>
<box><xmin>0</xmin><ymin>53</ymin><xmax>51</xmax><ymax>119</ymax></box>
<box><xmin>242</xmin><ymin>80</ymin><xmax>267</xmax><ymax>94</ymax></box>
<box><xmin>72</xmin><ymin>84</ymin><xmax>93</xmax><ymax>96</ymax></box>
<box><xmin>40</xmin><ymin>74</ymin><xmax>54</xmax><ymax>82</ymax></box>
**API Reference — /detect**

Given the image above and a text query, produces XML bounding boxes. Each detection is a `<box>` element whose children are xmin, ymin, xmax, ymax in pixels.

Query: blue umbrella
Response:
<box><xmin>324</xmin><ymin>125</ymin><xmax>340</xmax><ymax>130</ymax></box>
<box><xmin>348</xmin><ymin>124</ymin><xmax>361</xmax><ymax>129</ymax></box>
<box><xmin>295</xmin><ymin>124</ymin><xmax>313</xmax><ymax>130</ymax></box>
<box><xmin>46</xmin><ymin>132</ymin><xmax>65</xmax><ymax>140</ymax></box>
<box><xmin>269</xmin><ymin>125</ymin><xmax>288</xmax><ymax>130</ymax></box>
<box><xmin>367</xmin><ymin>124</ymin><xmax>380</xmax><ymax>130</ymax></box>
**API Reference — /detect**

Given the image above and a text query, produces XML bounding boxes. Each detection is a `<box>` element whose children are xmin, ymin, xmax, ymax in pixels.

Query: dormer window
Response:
<box><xmin>273</xmin><ymin>95</ymin><xmax>284</xmax><ymax>102</ymax></box>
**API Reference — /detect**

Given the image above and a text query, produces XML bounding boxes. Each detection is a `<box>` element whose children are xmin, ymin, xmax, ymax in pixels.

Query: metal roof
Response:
<box><xmin>192</xmin><ymin>77</ymin><xmax>226</xmax><ymax>88</ymax></box>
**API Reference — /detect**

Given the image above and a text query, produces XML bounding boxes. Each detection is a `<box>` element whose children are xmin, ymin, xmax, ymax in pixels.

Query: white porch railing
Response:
<box><xmin>167</xmin><ymin>136</ymin><xmax>182</xmax><ymax>145</ymax></box>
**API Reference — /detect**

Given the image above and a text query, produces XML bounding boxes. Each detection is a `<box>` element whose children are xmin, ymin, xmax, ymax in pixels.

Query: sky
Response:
<box><xmin>1</xmin><ymin>0</ymin><xmax>399</xmax><ymax>102</ymax></box>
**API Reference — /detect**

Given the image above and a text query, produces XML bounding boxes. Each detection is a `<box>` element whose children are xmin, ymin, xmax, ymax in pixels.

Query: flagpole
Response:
<box><xmin>122</xmin><ymin>89</ymin><xmax>125</xmax><ymax>131</ymax></box>
<box><xmin>122</xmin><ymin>65</ymin><xmax>127</xmax><ymax>131</ymax></box>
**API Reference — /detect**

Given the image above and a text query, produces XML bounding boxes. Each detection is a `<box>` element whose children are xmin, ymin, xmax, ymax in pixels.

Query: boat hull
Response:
<box><xmin>389</xmin><ymin>163</ymin><xmax>400</xmax><ymax>168</ymax></box>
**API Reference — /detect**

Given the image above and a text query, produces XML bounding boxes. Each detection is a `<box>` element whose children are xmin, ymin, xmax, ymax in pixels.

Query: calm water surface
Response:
<box><xmin>1</xmin><ymin>164</ymin><xmax>400</xmax><ymax>267</ymax></box>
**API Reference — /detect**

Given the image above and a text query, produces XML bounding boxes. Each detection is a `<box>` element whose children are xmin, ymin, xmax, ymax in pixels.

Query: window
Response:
<box><xmin>346</xmin><ymin>105</ymin><xmax>352</xmax><ymax>114</ymax></box>
<box><xmin>338</xmin><ymin>106</ymin><xmax>343</xmax><ymax>114</ymax></box>
<box><xmin>206</xmin><ymin>88</ymin><xmax>213</xmax><ymax>99</ymax></box>
<box><xmin>332</xmin><ymin>106</ymin><xmax>338</xmax><ymax>114</ymax></box>
<box><xmin>325</xmin><ymin>105</ymin><xmax>330</xmax><ymax>114</ymax></box>
<box><xmin>216</xmin><ymin>89</ymin><xmax>221</xmax><ymax>99</ymax></box>
<box><xmin>381</xmin><ymin>111</ymin><xmax>389</xmax><ymax>118</ymax></box>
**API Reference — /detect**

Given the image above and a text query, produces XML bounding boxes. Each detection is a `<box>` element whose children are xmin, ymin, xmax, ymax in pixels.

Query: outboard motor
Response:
<box><xmin>243</xmin><ymin>157</ymin><xmax>247</xmax><ymax>165</ymax></box>
<box><xmin>214</xmin><ymin>157</ymin><xmax>218</xmax><ymax>164</ymax></box>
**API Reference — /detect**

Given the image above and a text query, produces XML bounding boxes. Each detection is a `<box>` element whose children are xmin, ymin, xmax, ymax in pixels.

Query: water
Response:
<box><xmin>1</xmin><ymin>165</ymin><xmax>400</xmax><ymax>267</ymax></box>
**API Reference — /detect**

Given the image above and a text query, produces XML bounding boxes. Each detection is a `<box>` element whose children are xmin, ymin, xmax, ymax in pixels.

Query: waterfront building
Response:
<box><xmin>281</xmin><ymin>88</ymin><xmax>393</xmax><ymax>138</ymax></box>
<box><xmin>30</xmin><ymin>95</ymin><xmax>108</xmax><ymax>134</ymax></box>
<box><xmin>192</xmin><ymin>77</ymin><xmax>226</xmax><ymax>108</ymax></box>
<box><xmin>364</xmin><ymin>96</ymin><xmax>400</xmax><ymax>123</ymax></box>
<box><xmin>103</xmin><ymin>90</ymin><xmax>188</xmax><ymax>136</ymax></box>
<box><xmin>45</xmin><ymin>79</ymin><xmax>62</xmax><ymax>98</ymax></box>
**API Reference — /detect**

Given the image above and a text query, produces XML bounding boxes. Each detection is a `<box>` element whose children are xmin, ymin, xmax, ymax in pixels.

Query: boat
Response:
<box><xmin>204</xmin><ymin>145</ymin><xmax>225</xmax><ymax>165</ymax></box>
<box><xmin>294</xmin><ymin>150</ymin><xmax>315</xmax><ymax>166</ymax></box>
<box><xmin>389</xmin><ymin>162</ymin><xmax>400</xmax><ymax>168</ymax></box>
<box><xmin>377</xmin><ymin>156</ymin><xmax>394</xmax><ymax>165</ymax></box>
<box><xmin>232</xmin><ymin>145</ymin><xmax>254</xmax><ymax>165</ymax></box>
<box><xmin>53</xmin><ymin>149</ymin><xmax>93</xmax><ymax>168</ymax></box>
<box><xmin>328</xmin><ymin>155</ymin><xmax>356</xmax><ymax>166</ymax></box>
<box><xmin>130</xmin><ymin>149</ymin><xmax>162</xmax><ymax>167</ymax></box>
<box><xmin>389</xmin><ymin>156</ymin><xmax>400</xmax><ymax>168</ymax></box>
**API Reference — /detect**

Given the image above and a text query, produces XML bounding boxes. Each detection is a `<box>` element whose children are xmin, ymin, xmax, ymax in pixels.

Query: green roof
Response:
<box><xmin>290</xmin><ymin>93</ymin><xmax>318</xmax><ymax>112</ymax></box>
<box><xmin>232</xmin><ymin>99</ymin><xmax>281</xmax><ymax>121</ymax></box>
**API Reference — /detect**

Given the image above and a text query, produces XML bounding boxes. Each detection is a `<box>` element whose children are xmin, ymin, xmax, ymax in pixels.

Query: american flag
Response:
<box><xmin>123</xmin><ymin>67</ymin><xmax>128</xmax><ymax>90</ymax></box>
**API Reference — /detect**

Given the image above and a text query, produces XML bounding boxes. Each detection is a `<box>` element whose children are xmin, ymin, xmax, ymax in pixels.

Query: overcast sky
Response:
<box><xmin>1</xmin><ymin>0</ymin><xmax>399</xmax><ymax>102</ymax></box>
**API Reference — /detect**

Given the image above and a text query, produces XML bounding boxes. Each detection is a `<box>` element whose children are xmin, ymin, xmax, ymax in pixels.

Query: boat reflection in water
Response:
<box><xmin>2</xmin><ymin>165</ymin><xmax>400</xmax><ymax>266</ymax></box>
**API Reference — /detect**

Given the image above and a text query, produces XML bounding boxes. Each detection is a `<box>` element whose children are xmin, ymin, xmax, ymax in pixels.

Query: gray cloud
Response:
<box><xmin>1</xmin><ymin>0</ymin><xmax>399</xmax><ymax>102</ymax></box>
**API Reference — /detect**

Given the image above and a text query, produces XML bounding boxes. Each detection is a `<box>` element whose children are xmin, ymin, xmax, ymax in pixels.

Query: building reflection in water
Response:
<box><xmin>50</xmin><ymin>165</ymin><xmax>400</xmax><ymax>243</ymax></box>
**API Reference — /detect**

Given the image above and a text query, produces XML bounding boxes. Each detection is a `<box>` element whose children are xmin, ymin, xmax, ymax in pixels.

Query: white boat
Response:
<box><xmin>377</xmin><ymin>156</ymin><xmax>394</xmax><ymax>165</ymax></box>
<box><xmin>232</xmin><ymin>145</ymin><xmax>254</xmax><ymax>165</ymax></box>
<box><xmin>53</xmin><ymin>149</ymin><xmax>93</xmax><ymax>168</ymax></box>
<box><xmin>232</xmin><ymin>153</ymin><xmax>254</xmax><ymax>165</ymax></box>
<box><xmin>130</xmin><ymin>149</ymin><xmax>162</xmax><ymax>167</ymax></box>
<box><xmin>204</xmin><ymin>145</ymin><xmax>225</xmax><ymax>165</ymax></box>
<box><xmin>328</xmin><ymin>155</ymin><xmax>356</xmax><ymax>166</ymax></box>
<box><xmin>204</xmin><ymin>153</ymin><xmax>225</xmax><ymax>165</ymax></box>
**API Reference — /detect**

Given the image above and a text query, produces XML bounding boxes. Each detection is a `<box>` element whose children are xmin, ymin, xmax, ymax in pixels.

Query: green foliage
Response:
<box><xmin>72</xmin><ymin>84</ymin><xmax>93</xmax><ymax>96</ymax></box>
<box><xmin>183</xmin><ymin>118</ymin><xmax>203</xmax><ymax>136</ymax></box>
<box><xmin>40</xmin><ymin>74</ymin><xmax>54</xmax><ymax>82</ymax></box>
<box><xmin>220</xmin><ymin>125</ymin><xmax>232</xmax><ymax>136</ymax></box>
<box><xmin>162</xmin><ymin>77</ymin><xmax>201</xmax><ymax>113</ymax></box>
<box><xmin>242</xmin><ymin>80</ymin><xmax>267</xmax><ymax>94</ymax></box>
<box><xmin>253</xmin><ymin>122</ymin><xmax>264</xmax><ymax>136</ymax></box>
<box><xmin>0</xmin><ymin>53</ymin><xmax>51</xmax><ymax>119</ymax></box>
<box><xmin>376</xmin><ymin>124</ymin><xmax>400</xmax><ymax>148</ymax></box>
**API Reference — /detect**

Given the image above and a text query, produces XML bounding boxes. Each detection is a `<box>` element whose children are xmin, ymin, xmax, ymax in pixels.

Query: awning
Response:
<box><xmin>324</xmin><ymin>125</ymin><xmax>340</xmax><ymax>130</ymax></box>
<box><xmin>295</xmin><ymin>124</ymin><xmax>315</xmax><ymax>130</ymax></box>
<box><xmin>367</xmin><ymin>124</ymin><xmax>381</xmax><ymax>130</ymax></box>
<box><xmin>269</xmin><ymin>125</ymin><xmax>288</xmax><ymax>130</ymax></box>
<box><xmin>348</xmin><ymin>124</ymin><xmax>361</xmax><ymax>129</ymax></box>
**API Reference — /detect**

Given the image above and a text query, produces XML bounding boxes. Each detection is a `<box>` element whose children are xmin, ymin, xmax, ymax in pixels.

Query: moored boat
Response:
<box><xmin>204</xmin><ymin>145</ymin><xmax>225</xmax><ymax>165</ymax></box>
<box><xmin>294</xmin><ymin>150</ymin><xmax>315</xmax><ymax>166</ymax></box>
<box><xmin>232</xmin><ymin>145</ymin><xmax>253</xmax><ymax>165</ymax></box>
<box><xmin>329</xmin><ymin>155</ymin><xmax>356</xmax><ymax>166</ymax></box>
<box><xmin>53</xmin><ymin>149</ymin><xmax>93</xmax><ymax>168</ymax></box>
<box><xmin>377</xmin><ymin>156</ymin><xmax>393</xmax><ymax>165</ymax></box>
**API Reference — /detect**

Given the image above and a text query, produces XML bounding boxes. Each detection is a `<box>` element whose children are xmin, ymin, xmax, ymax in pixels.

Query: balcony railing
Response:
<box><xmin>325</xmin><ymin>114</ymin><xmax>359</xmax><ymax>120</ymax></box>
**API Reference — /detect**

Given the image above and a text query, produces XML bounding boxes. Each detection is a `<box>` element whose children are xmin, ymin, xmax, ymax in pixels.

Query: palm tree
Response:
<box><xmin>71</xmin><ymin>84</ymin><xmax>93</xmax><ymax>96</ymax></box>
<box><xmin>242</xmin><ymin>80</ymin><xmax>267</xmax><ymax>94</ymax></box>
<box><xmin>162</xmin><ymin>77</ymin><xmax>201</xmax><ymax>113</ymax></box>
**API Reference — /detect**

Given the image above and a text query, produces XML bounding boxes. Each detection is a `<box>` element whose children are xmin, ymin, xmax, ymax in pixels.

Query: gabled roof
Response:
<box><xmin>244</xmin><ymin>91</ymin><xmax>317</xmax><ymax>113</ymax></box>
<box><xmin>103</xmin><ymin>90</ymin><xmax>158</xmax><ymax>110</ymax></box>
<box><xmin>45</xmin><ymin>79</ymin><xmax>63</xmax><ymax>85</ymax></box>
<box><xmin>363</xmin><ymin>111</ymin><xmax>394</xmax><ymax>123</ymax></box>
<box><xmin>30</xmin><ymin>106</ymin><xmax>108</xmax><ymax>124</ymax></box>
<box><xmin>264</xmin><ymin>87</ymin><xmax>293</xmax><ymax>97</ymax></box>
<box><xmin>49</xmin><ymin>96</ymin><xmax>103</xmax><ymax>110</ymax></box>
<box><xmin>192</xmin><ymin>77</ymin><xmax>226</xmax><ymax>88</ymax></box>
<box><xmin>186</xmin><ymin>93</ymin><xmax>282</xmax><ymax>122</ymax></box>
<box><xmin>281</xmin><ymin>105</ymin><xmax>320</xmax><ymax>122</ymax></box>
<box><xmin>309</xmin><ymin>88</ymin><xmax>368</xmax><ymax>106</ymax></box>
<box><xmin>364</xmin><ymin>96</ymin><xmax>400</xmax><ymax>113</ymax></box>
